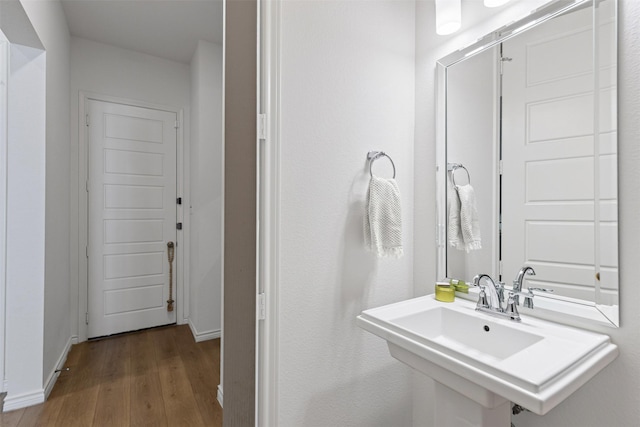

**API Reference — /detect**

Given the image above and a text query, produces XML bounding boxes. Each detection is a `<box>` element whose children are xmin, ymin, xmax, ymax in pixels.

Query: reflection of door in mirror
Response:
<box><xmin>501</xmin><ymin>2</ymin><xmax>618</xmax><ymax>304</ymax></box>
<box><xmin>446</xmin><ymin>47</ymin><xmax>500</xmax><ymax>283</ymax></box>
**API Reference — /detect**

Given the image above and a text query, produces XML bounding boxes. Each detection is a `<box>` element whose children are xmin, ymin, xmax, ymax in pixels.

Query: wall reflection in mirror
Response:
<box><xmin>437</xmin><ymin>0</ymin><xmax>618</xmax><ymax>325</ymax></box>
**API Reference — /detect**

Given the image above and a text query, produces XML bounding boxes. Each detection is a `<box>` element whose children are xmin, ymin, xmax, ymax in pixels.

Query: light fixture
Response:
<box><xmin>435</xmin><ymin>0</ymin><xmax>462</xmax><ymax>35</ymax></box>
<box><xmin>484</xmin><ymin>0</ymin><xmax>512</xmax><ymax>7</ymax></box>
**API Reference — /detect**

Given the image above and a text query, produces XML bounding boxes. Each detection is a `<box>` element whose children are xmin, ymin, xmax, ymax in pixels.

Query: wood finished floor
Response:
<box><xmin>0</xmin><ymin>324</ymin><xmax>222</xmax><ymax>427</ymax></box>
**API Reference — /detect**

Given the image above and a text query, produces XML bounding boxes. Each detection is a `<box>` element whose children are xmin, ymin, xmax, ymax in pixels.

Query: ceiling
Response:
<box><xmin>61</xmin><ymin>0</ymin><xmax>224</xmax><ymax>64</ymax></box>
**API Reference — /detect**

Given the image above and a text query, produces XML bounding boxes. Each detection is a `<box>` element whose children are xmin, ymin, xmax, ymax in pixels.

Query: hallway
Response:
<box><xmin>0</xmin><ymin>325</ymin><xmax>222</xmax><ymax>426</ymax></box>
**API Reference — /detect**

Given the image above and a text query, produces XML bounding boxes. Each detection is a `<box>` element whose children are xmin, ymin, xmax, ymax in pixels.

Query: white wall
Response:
<box><xmin>5</xmin><ymin>41</ymin><xmax>46</xmax><ymax>409</ymax></box>
<box><xmin>69</xmin><ymin>36</ymin><xmax>191</xmax><ymax>338</ymax></box>
<box><xmin>0</xmin><ymin>0</ymin><xmax>43</xmax><ymax>50</ymax></box>
<box><xmin>69</xmin><ymin>36</ymin><xmax>191</xmax><ymax>108</ymax></box>
<box><xmin>414</xmin><ymin>0</ymin><xmax>640</xmax><ymax>426</ymax></box>
<box><xmin>2</xmin><ymin>0</ymin><xmax>71</xmax><ymax>410</ymax></box>
<box><xmin>19</xmin><ymin>0</ymin><xmax>72</xmax><ymax>393</ymax></box>
<box><xmin>277</xmin><ymin>1</ymin><xmax>416</xmax><ymax>425</ymax></box>
<box><xmin>189</xmin><ymin>40</ymin><xmax>223</xmax><ymax>340</ymax></box>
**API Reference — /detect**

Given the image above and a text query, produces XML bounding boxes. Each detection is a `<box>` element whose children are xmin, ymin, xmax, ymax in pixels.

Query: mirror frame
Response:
<box><xmin>435</xmin><ymin>0</ymin><xmax>619</xmax><ymax>327</ymax></box>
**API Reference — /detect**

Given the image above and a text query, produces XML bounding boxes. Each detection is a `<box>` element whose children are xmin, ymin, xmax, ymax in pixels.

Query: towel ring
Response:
<box><xmin>367</xmin><ymin>151</ymin><xmax>396</xmax><ymax>179</ymax></box>
<box><xmin>450</xmin><ymin>164</ymin><xmax>470</xmax><ymax>186</ymax></box>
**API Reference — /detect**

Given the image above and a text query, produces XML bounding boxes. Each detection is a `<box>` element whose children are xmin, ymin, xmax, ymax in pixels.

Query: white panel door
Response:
<box><xmin>502</xmin><ymin>7</ymin><xmax>603</xmax><ymax>300</ymax></box>
<box><xmin>88</xmin><ymin>99</ymin><xmax>177</xmax><ymax>338</ymax></box>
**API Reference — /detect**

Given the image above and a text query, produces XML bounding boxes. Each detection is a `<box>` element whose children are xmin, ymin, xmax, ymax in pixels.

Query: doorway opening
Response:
<box><xmin>83</xmin><ymin>96</ymin><xmax>181</xmax><ymax>339</ymax></box>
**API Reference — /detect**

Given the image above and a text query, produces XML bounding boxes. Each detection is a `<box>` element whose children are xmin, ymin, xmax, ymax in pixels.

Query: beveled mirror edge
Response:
<box><xmin>435</xmin><ymin>62</ymin><xmax>447</xmax><ymax>282</ymax></box>
<box><xmin>434</xmin><ymin>0</ymin><xmax>619</xmax><ymax>328</ymax></box>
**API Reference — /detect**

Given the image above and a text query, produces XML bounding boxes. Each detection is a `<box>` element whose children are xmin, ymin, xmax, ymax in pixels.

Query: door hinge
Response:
<box><xmin>174</xmin><ymin>120</ymin><xmax>180</xmax><ymax>129</ymax></box>
<box><xmin>85</xmin><ymin>114</ymin><xmax>90</xmax><ymax>126</ymax></box>
<box><xmin>258</xmin><ymin>293</ymin><xmax>266</xmax><ymax>320</ymax></box>
<box><xmin>85</xmin><ymin>246</ymin><xmax>88</xmax><ymax>258</ymax></box>
<box><xmin>85</xmin><ymin>312</ymin><xmax>89</xmax><ymax>325</ymax></box>
<box><xmin>500</xmin><ymin>56</ymin><xmax>512</xmax><ymax>75</ymax></box>
<box><xmin>499</xmin><ymin>260</ymin><xmax>504</xmax><ymax>276</ymax></box>
<box><xmin>176</xmin><ymin>222</ymin><xmax>183</xmax><ymax>230</ymax></box>
<box><xmin>85</xmin><ymin>180</ymin><xmax>89</xmax><ymax>192</ymax></box>
<box><xmin>258</xmin><ymin>114</ymin><xmax>267</xmax><ymax>140</ymax></box>
<box><xmin>499</xmin><ymin>159</ymin><xmax>504</xmax><ymax>175</ymax></box>
<box><xmin>176</xmin><ymin>197</ymin><xmax>182</xmax><ymax>205</ymax></box>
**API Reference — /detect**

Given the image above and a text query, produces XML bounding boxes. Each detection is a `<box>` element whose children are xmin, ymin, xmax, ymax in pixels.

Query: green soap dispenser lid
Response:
<box><xmin>450</xmin><ymin>279</ymin><xmax>469</xmax><ymax>294</ymax></box>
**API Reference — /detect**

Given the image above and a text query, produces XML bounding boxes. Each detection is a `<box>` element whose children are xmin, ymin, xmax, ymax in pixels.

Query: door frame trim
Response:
<box><xmin>258</xmin><ymin>0</ymin><xmax>281</xmax><ymax>424</ymax></box>
<box><xmin>0</xmin><ymin>40</ymin><xmax>8</xmax><ymax>393</ymax></box>
<box><xmin>77</xmin><ymin>91</ymin><xmax>189</xmax><ymax>342</ymax></box>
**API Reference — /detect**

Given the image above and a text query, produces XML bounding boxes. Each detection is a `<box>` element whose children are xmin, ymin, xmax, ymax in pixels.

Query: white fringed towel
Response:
<box><xmin>448</xmin><ymin>184</ymin><xmax>481</xmax><ymax>252</ymax></box>
<box><xmin>447</xmin><ymin>182</ymin><xmax>464</xmax><ymax>250</ymax></box>
<box><xmin>457</xmin><ymin>184</ymin><xmax>482</xmax><ymax>252</ymax></box>
<box><xmin>364</xmin><ymin>176</ymin><xmax>403</xmax><ymax>258</ymax></box>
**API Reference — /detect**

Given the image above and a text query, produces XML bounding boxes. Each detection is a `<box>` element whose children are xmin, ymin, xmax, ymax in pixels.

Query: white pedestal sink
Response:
<box><xmin>434</xmin><ymin>382</ymin><xmax>510</xmax><ymax>427</ymax></box>
<box><xmin>357</xmin><ymin>295</ymin><xmax>618</xmax><ymax>427</ymax></box>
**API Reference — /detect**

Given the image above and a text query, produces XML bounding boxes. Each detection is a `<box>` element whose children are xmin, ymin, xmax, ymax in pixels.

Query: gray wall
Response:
<box><xmin>223</xmin><ymin>0</ymin><xmax>257</xmax><ymax>425</ymax></box>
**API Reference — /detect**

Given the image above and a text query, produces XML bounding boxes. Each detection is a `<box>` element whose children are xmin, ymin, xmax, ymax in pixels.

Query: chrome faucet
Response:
<box><xmin>473</xmin><ymin>274</ymin><xmax>520</xmax><ymax>321</ymax></box>
<box><xmin>513</xmin><ymin>266</ymin><xmax>536</xmax><ymax>305</ymax></box>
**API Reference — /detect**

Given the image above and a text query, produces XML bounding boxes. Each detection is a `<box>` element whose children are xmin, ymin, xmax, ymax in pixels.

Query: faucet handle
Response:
<box><xmin>495</xmin><ymin>281</ymin><xmax>505</xmax><ymax>303</ymax></box>
<box><xmin>513</xmin><ymin>287</ymin><xmax>553</xmax><ymax>309</ymax></box>
<box><xmin>504</xmin><ymin>292</ymin><xmax>521</xmax><ymax>321</ymax></box>
<box><xmin>476</xmin><ymin>286</ymin><xmax>489</xmax><ymax>309</ymax></box>
<box><xmin>472</xmin><ymin>274</ymin><xmax>482</xmax><ymax>287</ymax></box>
<box><xmin>524</xmin><ymin>287</ymin><xmax>553</xmax><ymax>308</ymax></box>
<box><xmin>510</xmin><ymin>289</ymin><xmax>534</xmax><ymax>306</ymax></box>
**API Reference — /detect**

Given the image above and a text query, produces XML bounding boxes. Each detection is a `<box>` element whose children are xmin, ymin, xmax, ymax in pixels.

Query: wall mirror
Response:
<box><xmin>436</xmin><ymin>0</ymin><xmax>618</xmax><ymax>326</ymax></box>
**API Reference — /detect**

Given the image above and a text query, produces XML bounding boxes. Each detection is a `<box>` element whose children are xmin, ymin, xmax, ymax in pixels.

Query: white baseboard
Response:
<box><xmin>187</xmin><ymin>319</ymin><xmax>221</xmax><ymax>342</ymax></box>
<box><xmin>3</xmin><ymin>389</ymin><xmax>45</xmax><ymax>412</ymax></box>
<box><xmin>43</xmin><ymin>335</ymin><xmax>75</xmax><ymax>399</ymax></box>
<box><xmin>217</xmin><ymin>384</ymin><xmax>223</xmax><ymax>408</ymax></box>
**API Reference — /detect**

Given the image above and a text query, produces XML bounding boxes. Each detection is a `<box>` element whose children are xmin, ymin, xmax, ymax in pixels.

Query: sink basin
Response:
<box><xmin>392</xmin><ymin>307</ymin><xmax>543</xmax><ymax>362</ymax></box>
<box><xmin>357</xmin><ymin>295</ymin><xmax>618</xmax><ymax>416</ymax></box>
